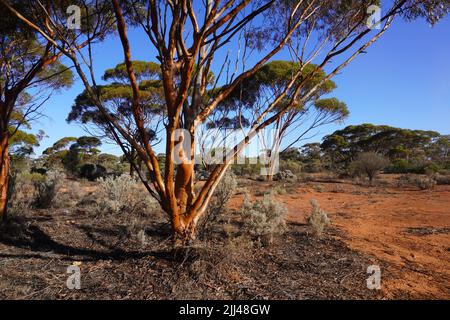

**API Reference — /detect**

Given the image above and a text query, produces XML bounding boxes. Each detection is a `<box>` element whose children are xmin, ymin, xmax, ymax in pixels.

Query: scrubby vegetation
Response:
<box><xmin>33</xmin><ymin>171</ymin><xmax>62</xmax><ymax>209</ymax></box>
<box><xmin>95</xmin><ymin>175</ymin><xmax>159</xmax><ymax>215</ymax></box>
<box><xmin>240</xmin><ymin>194</ymin><xmax>287</xmax><ymax>246</ymax></box>
<box><xmin>349</xmin><ymin>152</ymin><xmax>389</xmax><ymax>182</ymax></box>
<box><xmin>435</xmin><ymin>174</ymin><xmax>450</xmax><ymax>185</ymax></box>
<box><xmin>397</xmin><ymin>174</ymin><xmax>437</xmax><ymax>190</ymax></box>
<box><xmin>200</xmin><ymin>172</ymin><xmax>237</xmax><ymax>239</ymax></box>
<box><xmin>307</xmin><ymin>200</ymin><xmax>331</xmax><ymax>238</ymax></box>
<box><xmin>321</xmin><ymin>124</ymin><xmax>450</xmax><ymax>175</ymax></box>
<box><xmin>8</xmin><ymin>171</ymin><xmax>62</xmax><ymax>214</ymax></box>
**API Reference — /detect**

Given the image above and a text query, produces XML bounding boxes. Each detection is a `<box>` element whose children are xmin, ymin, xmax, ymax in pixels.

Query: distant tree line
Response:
<box><xmin>10</xmin><ymin>122</ymin><xmax>449</xmax><ymax>186</ymax></box>
<box><xmin>278</xmin><ymin>124</ymin><xmax>450</xmax><ymax>176</ymax></box>
<box><xmin>9</xmin><ymin>135</ymin><xmax>127</xmax><ymax>181</ymax></box>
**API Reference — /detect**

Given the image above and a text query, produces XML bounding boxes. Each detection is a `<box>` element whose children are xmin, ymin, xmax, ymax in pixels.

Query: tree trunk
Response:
<box><xmin>172</xmin><ymin>151</ymin><xmax>196</xmax><ymax>244</ymax></box>
<box><xmin>266</xmin><ymin>141</ymin><xmax>281</xmax><ymax>182</ymax></box>
<box><xmin>129</xmin><ymin>164</ymin><xmax>134</xmax><ymax>177</ymax></box>
<box><xmin>175</xmin><ymin>162</ymin><xmax>194</xmax><ymax>213</ymax></box>
<box><xmin>266</xmin><ymin>161</ymin><xmax>277</xmax><ymax>182</ymax></box>
<box><xmin>0</xmin><ymin>134</ymin><xmax>10</xmax><ymax>223</ymax></box>
<box><xmin>170</xmin><ymin>207</ymin><xmax>198</xmax><ymax>247</ymax></box>
<box><xmin>170</xmin><ymin>125</ymin><xmax>198</xmax><ymax>244</ymax></box>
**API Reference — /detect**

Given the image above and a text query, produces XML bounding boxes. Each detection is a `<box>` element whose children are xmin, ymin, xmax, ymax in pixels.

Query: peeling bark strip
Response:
<box><xmin>0</xmin><ymin>133</ymin><xmax>10</xmax><ymax>222</ymax></box>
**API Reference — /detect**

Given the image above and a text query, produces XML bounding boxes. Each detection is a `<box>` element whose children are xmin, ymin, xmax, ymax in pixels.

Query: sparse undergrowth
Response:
<box><xmin>95</xmin><ymin>174</ymin><xmax>159</xmax><ymax>215</ymax></box>
<box><xmin>435</xmin><ymin>174</ymin><xmax>450</xmax><ymax>185</ymax></box>
<box><xmin>240</xmin><ymin>194</ymin><xmax>287</xmax><ymax>246</ymax></box>
<box><xmin>199</xmin><ymin>172</ymin><xmax>237</xmax><ymax>239</ymax></box>
<box><xmin>33</xmin><ymin>171</ymin><xmax>62</xmax><ymax>209</ymax></box>
<box><xmin>307</xmin><ymin>199</ymin><xmax>331</xmax><ymax>238</ymax></box>
<box><xmin>0</xmin><ymin>205</ymin><xmax>382</xmax><ymax>300</ymax></box>
<box><xmin>397</xmin><ymin>174</ymin><xmax>437</xmax><ymax>190</ymax></box>
<box><xmin>8</xmin><ymin>171</ymin><xmax>63</xmax><ymax>214</ymax></box>
<box><xmin>1</xmin><ymin>175</ymin><xmax>448</xmax><ymax>299</ymax></box>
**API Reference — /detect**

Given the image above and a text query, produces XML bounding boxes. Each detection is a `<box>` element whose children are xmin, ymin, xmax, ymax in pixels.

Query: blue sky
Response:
<box><xmin>31</xmin><ymin>13</ymin><xmax>450</xmax><ymax>156</ymax></box>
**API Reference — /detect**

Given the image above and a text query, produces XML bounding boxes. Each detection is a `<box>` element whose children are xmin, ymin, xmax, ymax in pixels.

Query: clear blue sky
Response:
<box><xmin>31</xmin><ymin>14</ymin><xmax>450</xmax><ymax>156</ymax></box>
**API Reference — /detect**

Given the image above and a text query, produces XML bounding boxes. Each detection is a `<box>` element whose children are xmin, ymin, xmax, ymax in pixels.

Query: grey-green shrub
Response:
<box><xmin>8</xmin><ymin>171</ymin><xmax>64</xmax><ymax>212</ymax></box>
<box><xmin>209</xmin><ymin>171</ymin><xmax>237</xmax><ymax>215</ymax></box>
<box><xmin>307</xmin><ymin>199</ymin><xmax>330</xmax><ymax>238</ymax></box>
<box><xmin>96</xmin><ymin>174</ymin><xmax>158</xmax><ymax>215</ymax></box>
<box><xmin>200</xmin><ymin>171</ymin><xmax>237</xmax><ymax>238</ymax></box>
<box><xmin>275</xmin><ymin>169</ymin><xmax>297</xmax><ymax>182</ymax></box>
<box><xmin>414</xmin><ymin>176</ymin><xmax>436</xmax><ymax>190</ymax></box>
<box><xmin>272</xmin><ymin>184</ymin><xmax>287</xmax><ymax>195</ymax></box>
<box><xmin>33</xmin><ymin>171</ymin><xmax>62</xmax><ymax>209</ymax></box>
<box><xmin>7</xmin><ymin>172</ymin><xmax>38</xmax><ymax>215</ymax></box>
<box><xmin>397</xmin><ymin>174</ymin><xmax>436</xmax><ymax>190</ymax></box>
<box><xmin>435</xmin><ymin>175</ymin><xmax>450</xmax><ymax>185</ymax></box>
<box><xmin>241</xmin><ymin>194</ymin><xmax>287</xmax><ymax>245</ymax></box>
<box><xmin>54</xmin><ymin>179</ymin><xmax>84</xmax><ymax>208</ymax></box>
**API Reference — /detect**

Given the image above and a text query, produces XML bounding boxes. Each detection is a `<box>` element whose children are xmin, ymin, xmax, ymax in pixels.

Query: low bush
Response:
<box><xmin>7</xmin><ymin>173</ymin><xmax>36</xmax><ymax>215</ymax></box>
<box><xmin>313</xmin><ymin>184</ymin><xmax>325</xmax><ymax>193</ymax></box>
<box><xmin>235</xmin><ymin>186</ymin><xmax>249</xmax><ymax>195</ymax></box>
<box><xmin>272</xmin><ymin>184</ymin><xmax>287</xmax><ymax>195</ymax></box>
<box><xmin>33</xmin><ymin>171</ymin><xmax>62</xmax><ymax>209</ymax></box>
<box><xmin>435</xmin><ymin>175</ymin><xmax>450</xmax><ymax>185</ymax></box>
<box><xmin>302</xmin><ymin>159</ymin><xmax>323</xmax><ymax>173</ymax></box>
<box><xmin>415</xmin><ymin>176</ymin><xmax>437</xmax><ymax>190</ymax></box>
<box><xmin>296</xmin><ymin>172</ymin><xmax>314</xmax><ymax>183</ymax></box>
<box><xmin>240</xmin><ymin>194</ymin><xmax>287</xmax><ymax>246</ymax></box>
<box><xmin>349</xmin><ymin>152</ymin><xmax>389</xmax><ymax>182</ymax></box>
<box><xmin>385</xmin><ymin>159</ymin><xmax>415</xmax><ymax>174</ymax></box>
<box><xmin>209</xmin><ymin>172</ymin><xmax>237</xmax><ymax>214</ymax></box>
<box><xmin>397</xmin><ymin>174</ymin><xmax>436</xmax><ymax>190</ymax></box>
<box><xmin>53</xmin><ymin>180</ymin><xmax>84</xmax><ymax>208</ymax></box>
<box><xmin>231</xmin><ymin>162</ymin><xmax>262</xmax><ymax>178</ymax></box>
<box><xmin>95</xmin><ymin>174</ymin><xmax>158</xmax><ymax>215</ymax></box>
<box><xmin>274</xmin><ymin>169</ymin><xmax>297</xmax><ymax>182</ymax></box>
<box><xmin>7</xmin><ymin>170</ymin><xmax>62</xmax><ymax>213</ymax></box>
<box><xmin>279</xmin><ymin>159</ymin><xmax>302</xmax><ymax>174</ymax></box>
<box><xmin>17</xmin><ymin>172</ymin><xmax>46</xmax><ymax>183</ymax></box>
<box><xmin>423</xmin><ymin>163</ymin><xmax>441</xmax><ymax>175</ymax></box>
<box><xmin>199</xmin><ymin>171</ymin><xmax>237</xmax><ymax>238</ymax></box>
<box><xmin>307</xmin><ymin>199</ymin><xmax>330</xmax><ymax>238</ymax></box>
<box><xmin>386</xmin><ymin>160</ymin><xmax>443</xmax><ymax>175</ymax></box>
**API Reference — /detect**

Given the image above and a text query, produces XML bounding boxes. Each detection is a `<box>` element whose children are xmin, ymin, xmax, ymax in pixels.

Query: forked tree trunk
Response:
<box><xmin>169</xmin><ymin>203</ymin><xmax>199</xmax><ymax>246</ymax></box>
<box><xmin>172</xmin><ymin>132</ymin><xmax>197</xmax><ymax>244</ymax></box>
<box><xmin>0</xmin><ymin>134</ymin><xmax>10</xmax><ymax>223</ymax></box>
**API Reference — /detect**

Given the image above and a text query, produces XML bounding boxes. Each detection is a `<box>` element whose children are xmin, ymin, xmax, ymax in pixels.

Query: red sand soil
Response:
<box><xmin>230</xmin><ymin>177</ymin><xmax>450</xmax><ymax>299</ymax></box>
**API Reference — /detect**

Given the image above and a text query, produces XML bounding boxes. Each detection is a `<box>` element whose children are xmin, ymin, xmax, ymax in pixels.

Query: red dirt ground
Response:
<box><xmin>231</xmin><ymin>177</ymin><xmax>450</xmax><ymax>299</ymax></box>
